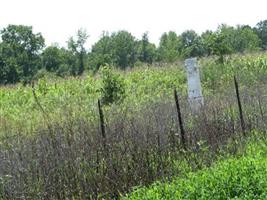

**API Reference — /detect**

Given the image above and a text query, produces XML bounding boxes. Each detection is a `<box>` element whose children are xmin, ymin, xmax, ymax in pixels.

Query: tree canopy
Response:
<box><xmin>0</xmin><ymin>20</ymin><xmax>266</xmax><ymax>85</ymax></box>
<box><xmin>0</xmin><ymin>25</ymin><xmax>44</xmax><ymax>84</ymax></box>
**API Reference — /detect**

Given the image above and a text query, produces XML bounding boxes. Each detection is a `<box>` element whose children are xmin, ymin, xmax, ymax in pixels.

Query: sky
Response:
<box><xmin>1</xmin><ymin>0</ymin><xmax>267</xmax><ymax>48</ymax></box>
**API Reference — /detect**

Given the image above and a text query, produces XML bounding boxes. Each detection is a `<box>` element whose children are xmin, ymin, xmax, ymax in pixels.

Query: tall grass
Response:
<box><xmin>124</xmin><ymin>133</ymin><xmax>267</xmax><ymax>200</ymax></box>
<box><xmin>1</xmin><ymin>82</ymin><xmax>267</xmax><ymax>199</ymax></box>
<box><xmin>1</xmin><ymin>54</ymin><xmax>267</xmax><ymax>198</ymax></box>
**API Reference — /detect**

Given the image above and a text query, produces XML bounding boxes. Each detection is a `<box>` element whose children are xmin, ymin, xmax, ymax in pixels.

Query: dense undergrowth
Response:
<box><xmin>1</xmin><ymin>53</ymin><xmax>267</xmax><ymax>132</ymax></box>
<box><xmin>0</xmin><ymin>64</ymin><xmax>186</xmax><ymax>132</ymax></box>
<box><xmin>124</xmin><ymin>133</ymin><xmax>267</xmax><ymax>200</ymax></box>
<box><xmin>1</xmin><ymin>53</ymin><xmax>267</xmax><ymax>199</ymax></box>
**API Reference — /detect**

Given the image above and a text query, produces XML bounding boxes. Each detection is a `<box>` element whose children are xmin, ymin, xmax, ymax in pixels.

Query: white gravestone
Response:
<box><xmin>185</xmin><ymin>58</ymin><xmax>204</xmax><ymax>112</ymax></box>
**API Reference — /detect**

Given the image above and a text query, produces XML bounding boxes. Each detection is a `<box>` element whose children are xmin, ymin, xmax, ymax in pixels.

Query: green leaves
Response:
<box><xmin>254</xmin><ymin>20</ymin><xmax>267</xmax><ymax>49</ymax></box>
<box><xmin>0</xmin><ymin>25</ymin><xmax>45</xmax><ymax>84</ymax></box>
<box><xmin>136</xmin><ymin>32</ymin><xmax>156</xmax><ymax>64</ymax></box>
<box><xmin>100</xmin><ymin>66</ymin><xmax>126</xmax><ymax>105</ymax></box>
<box><xmin>180</xmin><ymin>30</ymin><xmax>204</xmax><ymax>58</ymax></box>
<box><xmin>158</xmin><ymin>31</ymin><xmax>181</xmax><ymax>62</ymax></box>
<box><xmin>67</xmin><ymin>28</ymin><xmax>89</xmax><ymax>75</ymax></box>
<box><xmin>0</xmin><ymin>63</ymin><xmax>186</xmax><ymax>131</ymax></box>
<box><xmin>89</xmin><ymin>31</ymin><xmax>138</xmax><ymax>70</ymax></box>
<box><xmin>124</xmin><ymin>143</ymin><xmax>267</xmax><ymax>200</ymax></box>
<box><xmin>41</xmin><ymin>46</ymin><xmax>64</xmax><ymax>72</ymax></box>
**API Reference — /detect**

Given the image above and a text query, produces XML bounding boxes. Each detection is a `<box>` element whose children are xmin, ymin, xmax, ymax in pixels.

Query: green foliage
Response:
<box><xmin>88</xmin><ymin>32</ymin><xmax>115</xmax><ymax>71</ymax></box>
<box><xmin>100</xmin><ymin>66</ymin><xmax>126</xmax><ymax>105</ymax></box>
<box><xmin>0</xmin><ymin>44</ymin><xmax>20</xmax><ymax>84</ymax></box>
<box><xmin>0</xmin><ymin>25</ymin><xmax>45</xmax><ymax>84</ymax></box>
<box><xmin>136</xmin><ymin>32</ymin><xmax>157</xmax><ymax>64</ymax></box>
<box><xmin>41</xmin><ymin>45</ymin><xmax>64</xmax><ymax>73</ymax></box>
<box><xmin>41</xmin><ymin>45</ymin><xmax>78</xmax><ymax>77</ymax></box>
<box><xmin>0</xmin><ymin>63</ymin><xmax>185</xmax><ymax>130</ymax></box>
<box><xmin>201</xmin><ymin>26</ymin><xmax>233</xmax><ymax>63</ymax></box>
<box><xmin>2</xmin><ymin>51</ymin><xmax>267</xmax><ymax>198</ymax></box>
<box><xmin>201</xmin><ymin>30</ymin><xmax>215</xmax><ymax>56</ymax></box>
<box><xmin>67</xmin><ymin>28</ymin><xmax>88</xmax><ymax>75</ymax></box>
<box><xmin>124</xmin><ymin>140</ymin><xmax>267</xmax><ymax>200</ymax></box>
<box><xmin>234</xmin><ymin>25</ymin><xmax>261</xmax><ymax>53</ymax></box>
<box><xmin>0</xmin><ymin>21</ymin><xmax>265</xmax><ymax>85</ymax></box>
<box><xmin>2</xmin><ymin>53</ymin><xmax>267</xmax><ymax>131</ymax></box>
<box><xmin>255</xmin><ymin>20</ymin><xmax>267</xmax><ymax>49</ymax></box>
<box><xmin>200</xmin><ymin>29</ymin><xmax>233</xmax><ymax>62</ymax></box>
<box><xmin>0</xmin><ymin>175</ymin><xmax>11</xmax><ymax>198</ymax></box>
<box><xmin>111</xmin><ymin>31</ymin><xmax>137</xmax><ymax>68</ymax></box>
<box><xmin>200</xmin><ymin>25</ymin><xmax>261</xmax><ymax>63</ymax></box>
<box><xmin>158</xmin><ymin>31</ymin><xmax>181</xmax><ymax>62</ymax></box>
<box><xmin>200</xmin><ymin>53</ymin><xmax>267</xmax><ymax>91</ymax></box>
<box><xmin>219</xmin><ymin>25</ymin><xmax>260</xmax><ymax>53</ymax></box>
<box><xmin>180</xmin><ymin>30</ymin><xmax>204</xmax><ymax>58</ymax></box>
<box><xmin>89</xmin><ymin>31</ymin><xmax>137</xmax><ymax>70</ymax></box>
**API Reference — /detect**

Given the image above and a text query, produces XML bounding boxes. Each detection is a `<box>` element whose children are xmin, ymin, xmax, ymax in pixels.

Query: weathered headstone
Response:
<box><xmin>185</xmin><ymin>58</ymin><xmax>204</xmax><ymax>112</ymax></box>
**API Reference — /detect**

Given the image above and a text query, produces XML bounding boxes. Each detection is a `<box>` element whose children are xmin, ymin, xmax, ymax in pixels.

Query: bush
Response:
<box><xmin>124</xmin><ymin>153</ymin><xmax>267</xmax><ymax>199</ymax></box>
<box><xmin>100</xmin><ymin>65</ymin><xmax>126</xmax><ymax>105</ymax></box>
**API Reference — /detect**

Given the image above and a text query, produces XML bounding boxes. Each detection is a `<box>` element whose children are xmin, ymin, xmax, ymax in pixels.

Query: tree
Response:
<box><xmin>219</xmin><ymin>25</ymin><xmax>260</xmax><ymax>53</ymax></box>
<box><xmin>137</xmin><ymin>32</ymin><xmax>156</xmax><ymax>64</ymax></box>
<box><xmin>89</xmin><ymin>31</ymin><xmax>137</xmax><ymax>69</ymax></box>
<box><xmin>100</xmin><ymin>66</ymin><xmax>126</xmax><ymax>105</ymax></box>
<box><xmin>180</xmin><ymin>30</ymin><xmax>204</xmax><ymax>58</ymax></box>
<box><xmin>158</xmin><ymin>31</ymin><xmax>182</xmax><ymax>62</ymax></box>
<box><xmin>0</xmin><ymin>42</ymin><xmax>20</xmax><ymax>84</ymax></box>
<box><xmin>41</xmin><ymin>45</ymin><xmax>77</xmax><ymax>77</ymax></box>
<box><xmin>207</xmin><ymin>26</ymin><xmax>233</xmax><ymax>63</ymax></box>
<box><xmin>234</xmin><ymin>25</ymin><xmax>260</xmax><ymax>53</ymax></box>
<box><xmin>254</xmin><ymin>20</ymin><xmax>267</xmax><ymax>49</ymax></box>
<box><xmin>212</xmin><ymin>24</ymin><xmax>260</xmax><ymax>57</ymax></box>
<box><xmin>0</xmin><ymin>24</ymin><xmax>45</xmax><ymax>84</ymax></box>
<box><xmin>42</xmin><ymin>45</ymin><xmax>63</xmax><ymax>72</ymax></box>
<box><xmin>67</xmin><ymin>28</ymin><xmax>88</xmax><ymax>75</ymax></box>
<box><xmin>110</xmin><ymin>31</ymin><xmax>137</xmax><ymax>68</ymax></box>
<box><xmin>201</xmin><ymin>30</ymin><xmax>216</xmax><ymax>56</ymax></box>
<box><xmin>88</xmin><ymin>32</ymin><xmax>115</xmax><ymax>71</ymax></box>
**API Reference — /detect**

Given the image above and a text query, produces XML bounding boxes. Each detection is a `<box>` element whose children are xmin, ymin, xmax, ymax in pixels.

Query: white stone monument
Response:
<box><xmin>185</xmin><ymin>58</ymin><xmax>204</xmax><ymax>112</ymax></box>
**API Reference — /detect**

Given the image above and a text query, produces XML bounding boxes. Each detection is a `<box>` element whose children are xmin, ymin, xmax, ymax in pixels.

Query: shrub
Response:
<box><xmin>100</xmin><ymin>65</ymin><xmax>126</xmax><ymax>105</ymax></box>
<box><xmin>124</xmin><ymin>154</ymin><xmax>267</xmax><ymax>199</ymax></box>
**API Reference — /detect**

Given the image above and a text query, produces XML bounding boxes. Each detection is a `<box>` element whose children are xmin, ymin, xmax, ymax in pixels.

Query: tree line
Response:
<box><xmin>1</xmin><ymin>20</ymin><xmax>267</xmax><ymax>84</ymax></box>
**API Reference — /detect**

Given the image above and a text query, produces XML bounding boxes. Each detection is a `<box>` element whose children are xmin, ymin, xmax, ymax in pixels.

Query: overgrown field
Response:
<box><xmin>1</xmin><ymin>53</ymin><xmax>267</xmax><ymax>199</ymax></box>
<box><xmin>1</xmin><ymin>63</ymin><xmax>186</xmax><ymax>132</ymax></box>
<box><xmin>2</xmin><ymin>53</ymin><xmax>267</xmax><ymax>132</ymax></box>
